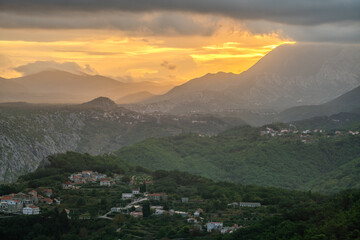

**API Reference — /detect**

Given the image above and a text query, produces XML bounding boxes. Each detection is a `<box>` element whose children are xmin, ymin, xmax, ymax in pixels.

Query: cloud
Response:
<box><xmin>13</xmin><ymin>61</ymin><xmax>97</xmax><ymax>76</ymax></box>
<box><xmin>0</xmin><ymin>11</ymin><xmax>219</xmax><ymax>37</ymax></box>
<box><xmin>0</xmin><ymin>0</ymin><xmax>359</xmax><ymax>26</ymax></box>
<box><xmin>160</xmin><ymin>61</ymin><xmax>176</xmax><ymax>70</ymax></box>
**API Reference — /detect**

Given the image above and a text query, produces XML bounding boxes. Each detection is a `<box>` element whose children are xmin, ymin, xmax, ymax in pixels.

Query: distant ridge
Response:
<box><xmin>116</xmin><ymin>91</ymin><xmax>155</xmax><ymax>104</ymax></box>
<box><xmin>82</xmin><ymin>96</ymin><xmax>117</xmax><ymax>108</ymax></box>
<box><xmin>278</xmin><ymin>84</ymin><xmax>360</xmax><ymax>122</ymax></box>
<box><xmin>134</xmin><ymin>44</ymin><xmax>360</xmax><ymax>113</ymax></box>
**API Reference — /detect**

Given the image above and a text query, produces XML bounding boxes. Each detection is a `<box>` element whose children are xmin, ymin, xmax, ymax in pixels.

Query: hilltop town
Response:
<box><xmin>1</xmin><ymin>167</ymin><xmax>263</xmax><ymax>235</ymax></box>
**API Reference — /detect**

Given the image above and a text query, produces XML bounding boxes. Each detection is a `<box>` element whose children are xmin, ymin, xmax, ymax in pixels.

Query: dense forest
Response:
<box><xmin>115</xmin><ymin>125</ymin><xmax>360</xmax><ymax>193</ymax></box>
<box><xmin>0</xmin><ymin>153</ymin><xmax>359</xmax><ymax>239</ymax></box>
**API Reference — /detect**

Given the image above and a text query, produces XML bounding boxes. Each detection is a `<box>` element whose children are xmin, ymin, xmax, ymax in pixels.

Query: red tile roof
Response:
<box><xmin>1</xmin><ymin>196</ymin><xmax>13</xmax><ymax>200</ymax></box>
<box><xmin>148</xmin><ymin>193</ymin><xmax>166</xmax><ymax>196</ymax></box>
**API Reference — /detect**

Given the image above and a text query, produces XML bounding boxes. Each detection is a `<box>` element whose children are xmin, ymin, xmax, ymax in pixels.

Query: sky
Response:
<box><xmin>0</xmin><ymin>0</ymin><xmax>359</xmax><ymax>83</ymax></box>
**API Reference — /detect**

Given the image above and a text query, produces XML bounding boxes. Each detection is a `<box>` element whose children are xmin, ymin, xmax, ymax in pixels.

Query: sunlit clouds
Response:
<box><xmin>0</xmin><ymin>15</ymin><xmax>294</xmax><ymax>82</ymax></box>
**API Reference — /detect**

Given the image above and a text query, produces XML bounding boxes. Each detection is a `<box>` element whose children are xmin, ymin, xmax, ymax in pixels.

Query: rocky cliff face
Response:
<box><xmin>0</xmin><ymin>102</ymin><xmax>244</xmax><ymax>183</ymax></box>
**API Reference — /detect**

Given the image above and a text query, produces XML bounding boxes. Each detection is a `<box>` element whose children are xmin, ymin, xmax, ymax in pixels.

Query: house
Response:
<box><xmin>181</xmin><ymin>197</ymin><xmax>189</xmax><ymax>203</ymax></box>
<box><xmin>69</xmin><ymin>173</ymin><xmax>82</xmax><ymax>181</ymax></box>
<box><xmin>89</xmin><ymin>178</ymin><xmax>97</xmax><ymax>183</ymax></box>
<box><xmin>41</xmin><ymin>198</ymin><xmax>53</xmax><ymax>205</ymax></box>
<box><xmin>7</xmin><ymin>200</ymin><xmax>23</xmax><ymax>213</ymax></box>
<box><xmin>54</xmin><ymin>198</ymin><xmax>61</xmax><ymax>205</ymax></box>
<box><xmin>23</xmin><ymin>205</ymin><xmax>40</xmax><ymax>215</ymax></box>
<box><xmin>145</xmin><ymin>181</ymin><xmax>153</xmax><ymax>185</ymax></box>
<box><xmin>147</xmin><ymin>193</ymin><xmax>167</xmax><ymax>201</ymax></box>
<box><xmin>0</xmin><ymin>201</ymin><xmax>8</xmax><ymax>212</ymax></box>
<box><xmin>239</xmin><ymin>202</ymin><xmax>261</xmax><ymax>207</ymax></box>
<box><xmin>12</xmin><ymin>193</ymin><xmax>33</xmax><ymax>205</ymax></box>
<box><xmin>132</xmin><ymin>188</ymin><xmax>140</xmax><ymax>195</ymax></box>
<box><xmin>81</xmin><ymin>171</ymin><xmax>92</xmax><ymax>178</ymax></box>
<box><xmin>28</xmin><ymin>190</ymin><xmax>37</xmax><ymax>197</ymax></box>
<box><xmin>130</xmin><ymin>211</ymin><xmax>143</xmax><ymax>219</ymax></box>
<box><xmin>194</xmin><ymin>208</ymin><xmax>204</xmax><ymax>217</ymax></box>
<box><xmin>41</xmin><ymin>189</ymin><xmax>53</xmax><ymax>198</ymax></box>
<box><xmin>220</xmin><ymin>224</ymin><xmax>239</xmax><ymax>234</ymax></box>
<box><xmin>62</xmin><ymin>181</ymin><xmax>74</xmax><ymax>189</ymax></box>
<box><xmin>94</xmin><ymin>173</ymin><xmax>107</xmax><ymax>180</ymax></box>
<box><xmin>187</xmin><ymin>217</ymin><xmax>198</xmax><ymax>223</ymax></box>
<box><xmin>0</xmin><ymin>195</ymin><xmax>14</xmax><ymax>203</ymax></box>
<box><xmin>174</xmin><ymin>211</ymin><xmax>188</xmax><ymax>217</ymax></box>
<box><xmin>100</xmin><ymin>180</ymin><xmax>111</xmax><ymax>187</ymax></box>
<box><xmin>122</xmin><ymin>193</ymin><xmax>134</xmax><ymax>200</ymax></box>
<box><xmin>111</xmin><ymin>207</ymin><xmax>123</xmax><ymax>213</ymax></box>
<box><xmin>150</xmin><ymin>206</ymin><xmax>163</xmax><ymax>211</ymax></box>
<box><xmin>154</xmin><ymin>209</ymin><xmax>166</xmax><ymax>215</ymax></box>
<box><xmin>206</xmin><ymin>222</ymin><xmax>223</xmax><ymax>232</ymax></box>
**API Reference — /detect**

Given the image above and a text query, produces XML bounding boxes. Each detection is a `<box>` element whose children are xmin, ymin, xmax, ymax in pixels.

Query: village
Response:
<box><xmin>0</xmin><ymin>169</ymin><xmax>262</xmax><ymax>234</ymax></box>
<box><xmin>260</xmin><ymin>126</ymin><xmax>359</xmax><ymax>142</ymax></box>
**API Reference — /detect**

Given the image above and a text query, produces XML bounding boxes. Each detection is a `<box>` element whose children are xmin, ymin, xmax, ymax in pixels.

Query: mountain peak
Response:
<box><xmin>82</xmin><ymin>96</ymin><xmax>117</xmax><ymax>108</ymax></box>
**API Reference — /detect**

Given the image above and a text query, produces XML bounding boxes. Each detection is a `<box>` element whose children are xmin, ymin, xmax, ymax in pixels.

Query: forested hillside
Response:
<box><xmin>0</xmin><ymin>152</ymin><xmax>359</xmax><ymax>240</ymax></box>
<box><xmin>116</xmin><ymin>125</ymin><xmax>360</xmax><ymax>193</ymax></box>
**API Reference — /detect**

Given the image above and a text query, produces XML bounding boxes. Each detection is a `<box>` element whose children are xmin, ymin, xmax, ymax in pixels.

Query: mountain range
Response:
<box><xmin>0</xmin><ymin>70</ymin><xmax>174</xmax><ymax>104</ymax></box>
<box><xmin>130</xmin><ymin>43</ymin><xmax>360</xmax><ymax>113</ymax></box>
<box><xmin>0</xmin><ymin>97</ymin><xmax>245</xmax><ymax>183</ymax></box>
<box><xmin>278</xmin><ymin>84</ymin><xmax>360</xmax><ymax>122</ymax></box>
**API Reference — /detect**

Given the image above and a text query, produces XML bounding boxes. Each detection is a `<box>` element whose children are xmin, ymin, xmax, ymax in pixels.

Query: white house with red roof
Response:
<box><xmin>23</xmin><ymin>205</ymin><xmax>40</xmax><ymax>215</ymax></box>
<box><xmin>132</xmin><ymin>188</ymin><xmax>140</xmax><ymax>195</ymax></box>
<box><xmin>147</xmin><ymin>193</ymin><xmax>167</xmax><ymax>201</ymax></box>
<box><xmin>100</xmin><ymin>179</ymin><xmax>111</xmax><ymax>187</ymax></box>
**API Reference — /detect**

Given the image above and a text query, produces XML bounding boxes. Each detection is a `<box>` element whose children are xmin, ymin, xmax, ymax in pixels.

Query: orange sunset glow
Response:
<box><xmin>0</xmin><ymin>19</ymin><xmax>295</xmax><ymax>83</ymax></box>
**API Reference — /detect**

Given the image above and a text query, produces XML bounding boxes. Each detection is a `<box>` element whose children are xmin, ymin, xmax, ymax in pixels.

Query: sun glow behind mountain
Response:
<box><xmin>0</xmin><ymin>18</ymin><xmax>294</xmax><ymax>83</ymax></box>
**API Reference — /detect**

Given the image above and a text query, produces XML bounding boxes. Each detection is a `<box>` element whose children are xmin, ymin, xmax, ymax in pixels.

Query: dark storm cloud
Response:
<box><xmin>0</xmin><ymin>0</ymin><xmax>359</xmax><ymax>26</ymax></box>
<box><xmin>0</xmin><ymin>11</ymin><xmax>218</xmax><ymax>36</ymax></box>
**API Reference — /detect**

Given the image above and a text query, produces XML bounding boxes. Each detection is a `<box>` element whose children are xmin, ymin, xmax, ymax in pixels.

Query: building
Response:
<box><xmin>132</xmin><ymin>188</ymin><xmax>140</xmax><ymax>195</ymax></box>
<box><xmin>239</xmin><ymin>202</ymin><xmax>261</xmax><ymax>207</ymax></box>
<box><xmin>194</xmin><ymin>208</ymin><xmax>204</xmax><ymax>217</ymax></box>
<box><xmin>154</xmin><ymin>209</ymin><xmax>166</xmax><ymax>215</ymax></box>
<box><xmin>175</xmin><ymin>211</ymin><xmax>188</xmax><ymax>217</ymax></box>
<box><xmin>220</xmin><ymin>224</ymin><xmax>239</xmax><ymax>234</ymax></box>
<box><xmin>7</xmin><ymin>200</ymin><xmax>23</xmax><ymax>213</ymax></box>
<box><xmin>206</xmin><ymin>222</ymin><xmax>223</xmax><ymax>232</ymax></box>
<box><xmin>62</xmin><ymin>182</ymin><xmax>74</xmax><ymax>189</ymax></box>
<box><xmin>0</xmin><ymin>195</ymin><xmax>14</xmax><ymax>203</ymax></box>
<box><xmin>111</xmin><ymin>207</ymin><xmax>123</xmax><ymax>213</ymax></box>
<box><xmin>187</xmin><ymin>217</ymin><xmax>198</xmax><ymax>223</ymax></box>
<box><xmin>100</xmin><ymin>180</ymin><xmax>111</xmax><ymax>187</ymax></box>
<box><xmin>181</xmin><ymin>197</ymin><xmax>189</xmax><ymax>203</ymax></box>
<box><xmin>41</xmin><ymin>198</ymin><xmax>53</xmax><ymax>205</ymax></box>
<box><xmin>41</xmin><ymin>189</ymin><xmax>53</xmax><ymax>198</ymax></box>
<box><xmin>130</xmin><ymin>211</ymin><xmax>143</xmax><ymax>219</ymax></box>
<box><xmin>23</xmin><ymin>205</ymin><xmax>40</xmax><ymax>215</ymax></box>
<box><xmin>147</xmin><ymin>193</ymin><xmax>167</xmax><ymax>201</ymax></box>
<box><xmin>122</xmin><ymin>193</ymin><xmax>134</xmax><ymax>200</ymax></box>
